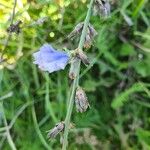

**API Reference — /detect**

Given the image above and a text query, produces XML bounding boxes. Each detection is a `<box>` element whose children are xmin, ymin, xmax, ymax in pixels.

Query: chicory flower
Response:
<box><xmin>33</xmin><ymin>44</ymin><xmax>69</xmax><ymax>73</ymax></box>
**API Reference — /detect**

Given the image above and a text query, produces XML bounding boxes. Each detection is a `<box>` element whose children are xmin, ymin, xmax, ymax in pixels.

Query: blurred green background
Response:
<box><xmin>0</xmin><ymin>0</ymin><xmax>150</xmax><ymax>149</ymax></box>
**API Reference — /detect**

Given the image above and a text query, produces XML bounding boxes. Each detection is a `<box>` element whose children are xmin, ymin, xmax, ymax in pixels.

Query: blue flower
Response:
<box><xmin>33</xmin><ymin>44</ymin><xmax>69</xmax><ymax>73</ymax></box>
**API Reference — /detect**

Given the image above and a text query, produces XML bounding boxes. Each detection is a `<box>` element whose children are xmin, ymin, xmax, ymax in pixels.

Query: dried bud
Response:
<box><xmin>76</xmin><ymin>49</ymin><xmax>90</xmax><ymax>65</ymax></box>
<box><xmin>84</xmin><ymin>34</ymin><xmax>93</xmax><ymax>49</ymax></box>
<box><xmin>84</xmin><ymin>24</ymin><xmax>97</xmax><ymax>48</ymax></box>
<box><xmin>88</xmin><ymin>24</ymin><xmax>98</xmax><ymax>37</ymax></box>
<box><xmin>47</xmin><ymin>122</ymin><xmax>64</xmax><ymax>139</ymax></box>
<box><xmin>7</xmin><ymin>20</ymin><xmax>22</xmax><ymax>34</ymax></box>
<box><xmin>68</xmin><ymin>22</ymin><xmax>84</xmax><ymax>39</ymax></box>
<box><xmin>75</xmin><ymin>87</ymin><xmax>90</xmax><ymax>113</ymax></box>
<box><xmin>68</xmin><ymin>23</ymin><xmax>97</xmax><ymax>48</ymax></box>
<box><xmin>69</xmin><ymin>57</ymin><xmax>80</xmax><ymax>80</ymax></box>
<box><xmin>94</xmin><ymin>0</ymin><xmax>110</xmax><ymax>17</ymax></box>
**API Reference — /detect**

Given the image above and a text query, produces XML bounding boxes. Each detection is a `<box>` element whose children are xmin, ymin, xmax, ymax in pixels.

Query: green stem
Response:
<box><xmin>45</xmin><ymin>73</ymin><xmax>58</xmax><ymax>123</ymax></box>
<box><xmin>62</xmin><ymin>0</ymin><xmax>94</xmax><ymax>149</ymax></box>
<box><xmin>32</xmin><ymin>105</ymin><xmax>52</xmax><ymax>150</ymax></box>
<box><xmin>0</xmin><ymin>103</ymin><xmax>17</xmax><ymax>150</ymax></box>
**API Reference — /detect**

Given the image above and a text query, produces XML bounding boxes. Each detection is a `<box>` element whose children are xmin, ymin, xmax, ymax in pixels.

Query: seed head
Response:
<box><xmin>68</xmin><ymin>22</ymin><xmax>84</xmax><ymax>39</ymax></box>
<box><xmin>94</xmin><ymin>0</ymin><xmax>111</xmax><ymax>17</ymax></box>
<box><xmin>69</xmin><ymin>49</ymin><xmax>90</xmax><ymax>80</ymax></box>
<box><xmin>76</xmin><ymin>48</ymin><xmax>90</xmax><ymax>65</ymax></box>
<box><xmin>68</xmin><ymin>23</ymin><xmax>97</xmax><ymax>48</ymax></box>
<box><xmin>47</xmin><ymin>122</ymin><xmax>65</xmax><ymax>139</ymax></box>
<box><xmin>75</xmin><ymin>87</ymin><xmax>90</xmax><ymax>113</ymax></box>
<box><xmin>69</xmin><ymin>57</ymin><xmax>80</xmax><ymax>80</ymax></box>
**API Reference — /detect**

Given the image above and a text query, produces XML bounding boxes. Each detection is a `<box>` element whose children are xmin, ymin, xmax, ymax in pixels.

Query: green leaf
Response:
<box><xmin>111</xmin><ymin>82</ymin><xmax>149</xmax><ymax>109</ymax></box>
<box><xmin>120</xmin><ymin>43</ymin><xmax>135</xmax><ymax>56</ymax></box>
<box><xmin>83</xmin><ymin>80</ymin><xmax>98</xmax><ymax>92</ymax></box>
<box><xmin>134</xmin><ymin>55</ymin><xmax>150</xmax><ymax>77</ymax></box>
<box><xmin>136</xmin><ymin>128</ymin><xmax>150</xmax><ymax>146</ymax></box>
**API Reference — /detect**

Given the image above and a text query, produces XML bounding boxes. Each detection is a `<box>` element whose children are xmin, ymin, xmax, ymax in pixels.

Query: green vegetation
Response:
<box><xmin>0</xmin><ymin>0</ymin><xmax>150</xmax><ymax>149</ymax></box>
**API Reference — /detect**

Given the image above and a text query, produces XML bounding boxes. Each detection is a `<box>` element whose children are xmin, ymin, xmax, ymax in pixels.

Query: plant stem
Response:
<box><xmin>32</xmin><ymin>105</ymin><xmax>52</xmax><ymax>150</ymax></box>
<box><xmin>45</xmin><ymin>73</ymin><xmax>58</xmax><ymax>123</ymax></box>
<box><xmin>1</xmin><ymin>0</ymin><xmax>17</xmax><ymax>59</ymax></box>
<box><xmin>62</xmin><ymin>0</ymin><xmax>94</xmax><ymax>149</ymax></box>
<box><xmin>0</xmin><ymin>103</ymin><xmax>17</xmax><ymax>150</ymax></box>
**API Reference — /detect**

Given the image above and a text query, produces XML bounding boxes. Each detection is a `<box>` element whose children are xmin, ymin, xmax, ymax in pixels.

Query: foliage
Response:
<box><xmin>0</xmin><ymin>0</ymin><xmax>150</xmax><ymax>150</ymax></box>
<box><xmin>111</xmin><ymin>82</ymin><xmax>150</xmax><ymax>109</ymax></box>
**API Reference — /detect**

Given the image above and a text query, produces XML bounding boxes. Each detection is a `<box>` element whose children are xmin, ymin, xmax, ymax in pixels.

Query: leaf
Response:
<box><xmin>121</xmin><ymin>11</ymin><xmax>133</xmax><ymax>26</ymax></box>
<box><xmin>111</xmin><ymin>82</ymin><xmax>149</xmax><ymax>109</ymax></box>
<box><xmin>104</xmin><ymin>51</ymin><xmax>120</xmax><ymax>66</ymax></box>
<box><xmin>83</xmin><ymin>80</ymin><xmax>98</xmax><ymax>92</ymax></box>
<box><xmin>136</xmin><ymin>128</ymin><xmax>150</xmax><ymax>146</ymax></box>
<box><xmin>120</xmin><ymin>43</ymin><xmax>135</xmax><ymax>56</ymax></box>
<box><xmin>134</xmin><ymin>54</ymin><xmax>150</xmax><ymax>77</ymax></box>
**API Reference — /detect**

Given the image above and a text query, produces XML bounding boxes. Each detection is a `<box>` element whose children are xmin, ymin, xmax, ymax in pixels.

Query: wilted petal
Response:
<box><xmin>33</xmin><ymin>44</ymin><xmax>69</xmax><ymax>73</ymax></box>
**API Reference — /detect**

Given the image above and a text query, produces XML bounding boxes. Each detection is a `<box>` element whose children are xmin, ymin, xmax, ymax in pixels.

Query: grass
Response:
<box><xmin>0</xmin><ymin>0</ymin><xmax>150</xmax><ymax>149</ymax></box>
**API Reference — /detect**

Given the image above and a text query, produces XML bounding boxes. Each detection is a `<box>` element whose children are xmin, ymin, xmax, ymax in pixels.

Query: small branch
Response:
<box><xmin>62</xmin><ymin>0</ymin><xmax>94</xmax><ymax>149</ymax></box>
<box><xmin>1</xmin><ymin>0</ymin><xmax>17</xmax><ymax>59</ymax></box>
<box><xmin>10</xmin><ymin>0</ymin><xmax>17</xmax><ymax>26</ymax></box>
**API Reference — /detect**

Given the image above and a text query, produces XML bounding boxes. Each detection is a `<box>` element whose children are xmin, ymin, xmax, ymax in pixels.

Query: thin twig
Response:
<box><xmin>1</xmin><ymin>0</ymin><xmax>17</xmax><ymax>59</ymax></box>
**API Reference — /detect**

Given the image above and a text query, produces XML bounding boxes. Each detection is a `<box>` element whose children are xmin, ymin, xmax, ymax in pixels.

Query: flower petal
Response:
<box><xmin>33</xmin><ymin>44</ymin><xmax>69</xmax><ymax>73</ymax></box>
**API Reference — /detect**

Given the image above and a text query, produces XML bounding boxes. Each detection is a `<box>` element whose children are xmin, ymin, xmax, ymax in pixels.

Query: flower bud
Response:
<box><xmin>88</xmin><ymin>24</ymin><xmax>98</xmax><ymax>37</ymax></box>
<box><xmin>47</xmin><ymin>122</ymin><xmax>64</xmax><ymax>139</ymax></box>
<box><xmin>69</xmin><ymin>57</ymin><xmax>80</xmax><ymax>80</ymax></box>
<box><xmin>68</xmin><ymin>23</ymin><xmax>97</xmax><ymax>49</ymax></box>
<box><xmin>75</xmin><ymin>87</ymin><xmax>90</xmax><ymax>113</ymax></box>
<box><xmin>94</xmin><ymin>0</ymin><xmax>110</xmax><ymax>17</ymax></box>
<box><xmin>84</xmin><ymin>34</ymin><xmax>92</xmax><ymax>49</ymax></box>
<box><xmin>76</xmin><ymin>49</ymin><xmax>90</xmax><ymax>65</ymax></box>
<box><xmin>68</xmin><ymin>22</ymin><xmax>84</xmax><ymax>39</ymax></box>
